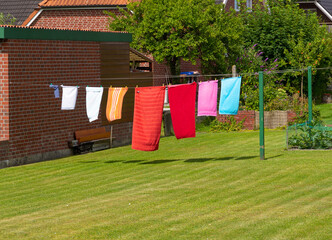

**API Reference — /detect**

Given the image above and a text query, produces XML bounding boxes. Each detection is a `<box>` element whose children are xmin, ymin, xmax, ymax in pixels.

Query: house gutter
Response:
<box><xmin>314</xmin><ymin>1</ymin><xmax>332</xmax><ymax>21</ymax></box>
<box><xmin>26</xmin><ymin>9</ymin><xmax>43</xmax><ymax>27</ymax></box>
<box><xmin>0</xmin><ymin>26</ymin><xmax>132</xmax><ymax>43</ymax></box>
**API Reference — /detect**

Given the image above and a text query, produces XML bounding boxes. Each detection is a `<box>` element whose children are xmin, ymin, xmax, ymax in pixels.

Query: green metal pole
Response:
<box><xmin>308</xmin><ymin>66</ymin><xmax>313</xmax><ymax>122</ymax></box>
<box><xmin>259</xmin><ymin>71</ymin><xmax>265</xmax><ymax>160</ymax></box>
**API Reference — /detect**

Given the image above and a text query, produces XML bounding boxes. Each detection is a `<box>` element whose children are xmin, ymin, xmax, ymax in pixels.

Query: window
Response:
<box><xmin>234</xmin><ymin>0</ymin><xmax>240</xmax><ymax>11</ymax></box>
<box><xmin>247</xmin><ymin>0</ymin><xmax>252</xmax><ymax>10</ymax></box>
<box><xmin>235</xmin><ymin>0</ymin><xmax>252</xmax><ymax>12</ymax></box>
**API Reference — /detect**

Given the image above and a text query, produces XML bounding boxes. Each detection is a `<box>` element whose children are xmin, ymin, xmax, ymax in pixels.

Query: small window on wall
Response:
<box><xmin>235</xmin><ymin>0</ymin><xmax>252</xmax><ymax>12</ymax></box>
<box><xmin>234</xmin><ymin>0</ymin><xmax>240</xmax><ymax>11</ymax></box>
<box><xmin>247</xmin><ymin>0</ymin><xmax>252</xmax><ymax>11</ymax></box>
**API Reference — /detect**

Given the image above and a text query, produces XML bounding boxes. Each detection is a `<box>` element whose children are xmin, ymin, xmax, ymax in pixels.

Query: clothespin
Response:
<box><xmin>125</xmin><ymin>86</ymin><xmax>127</xmax><ymax>88</ymax></box>
<box><xmin>87</xmin><ymin>85</ymin><xmax>89</xmax><ymax>87</ymax></box>
<box><xmin>136</xmin><ymin>85</ymin><xmax>138</xmax><ymax>88</ymax></box>
<box><xmin>162</xmin><ymin>83</ymin><xmax>164</xmax><ymax>87</ymax></box>
<box><xmin>110</xmin><ymin>85</ymin><xmax>112</xmax><ymax>88</ymax></box>
<box><xmin>50</xmin><ymin>83</ymin><xmax>53</xmax><ymax>86</ymax></box>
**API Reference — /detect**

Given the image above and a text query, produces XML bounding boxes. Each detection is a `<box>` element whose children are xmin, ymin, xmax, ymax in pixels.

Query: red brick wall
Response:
<box><xmin>0</xmin><ymin>50</ymin><xmax>9</xmax><ymax>142</ymax></box>
<box><xmin>217</xmin><ymin>110</ymin><xmax>256</xmax><ymax>130</ymax></box>
<box><xmin>217</xmin><ymin>110</ymin><xmax>297</xmax><ymax>130</ymax></box>
<box><xmin>287</xmin><ymin>111</ymin><xmax>297</xmax><ymax>123</ymax></box>
<box><xmin>0</xmin><ymin>39</ymin><xmax>132</xmax><ymax>165</ymax></box>
<box><xmin>30</xmin><ymin>9</ymin><xmax>202</xmax><ymax>87</ymax></box>
<box><xmin>31</xmin><ymin>9</ymin><xmax>121</xmax><ymax>31</ymax></box>
<box><xmin>153</xmin><ymin>61</ymin><xmax>170</xmax><ymax>86</ymax></box>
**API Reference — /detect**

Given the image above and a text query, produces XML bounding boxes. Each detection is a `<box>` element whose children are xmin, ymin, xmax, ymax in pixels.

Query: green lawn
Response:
<box><xmin>0</xmin><ymin>130</ymin><xmax>331</xmax><ymax>240</ymax></box>
<box><xmin>316</xmin><ymin>103</ymin><xmax>332</xmax><ymax>125</ymax></box>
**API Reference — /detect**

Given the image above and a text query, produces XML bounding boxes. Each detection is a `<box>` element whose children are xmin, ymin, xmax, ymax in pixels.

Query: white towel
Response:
<box><xmin>86</xmin><ymin>87</ymin><xmax>104</xmax><ymax>122</ymax></box>
<box><xmin>61</xmin><ymin>85</ymin><xmax>79</xmax><ymax>110</ymax></box>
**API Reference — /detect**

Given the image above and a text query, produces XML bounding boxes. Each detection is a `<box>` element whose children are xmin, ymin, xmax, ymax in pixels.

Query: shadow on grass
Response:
<box><xmin>103</xmin><ymin>155</ymin><xmax>261</xmax><ymax>165</ymax></box>
<box><xmin>123</xmin><ymin>160</ymin><xmax>145</xmax><ymax>164</ymax></box>
<box><xmin>140</xmin><ymin>160</ymin><xmax>177</xmax><ymax>164</ymax></box>
<box><xmin>265</xmin><ymin>154</ymin><xmax>283</xmax><ymax>160</ymax></box>
<box><xmin>185</xmin><ymin>158</ymin><xmax>214</xmax><ymax>163</ymax></box>
<box><xmin>185</xmin><ymin>157</ymin><xmax>235</xmax><ymax>162</ymax></box>
<box><xmin>104</xmin><ymin>160</ymin><xmax>122</xmax><ymax>164</ymax></box>
<box><xmin>214</xmin><ymin>157</ymin><xmax>234</xmax><ymax>161</ymax></box>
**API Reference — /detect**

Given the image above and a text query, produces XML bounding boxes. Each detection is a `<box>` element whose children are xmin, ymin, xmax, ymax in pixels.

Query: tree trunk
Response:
<box><xmin>169</xmin><ymin>57</ymin><xmax>180</xmax><ymax>84</ymax></box>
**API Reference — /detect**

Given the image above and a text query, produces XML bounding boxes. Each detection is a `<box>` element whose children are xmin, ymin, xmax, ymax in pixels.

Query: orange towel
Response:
<box><xmin>132</xmin><ymin>86</ymin><xmax>165</xmax><ymax>151</ymax></box>
<box><xmin>106</xmin><ymin>87</ymin><xmax>128</xmax><ymax>122</ymax></box>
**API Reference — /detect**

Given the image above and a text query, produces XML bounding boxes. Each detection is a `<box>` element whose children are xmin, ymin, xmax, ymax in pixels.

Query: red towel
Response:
<box><xmin>132</xmin><ymin>86</ymin><xmax>166</xmax><ymax>151</ymax></box>
<box><xmin>168</xmin><ymin>82</ymin><xmax>197</xmax><ymax>139</ymax></box>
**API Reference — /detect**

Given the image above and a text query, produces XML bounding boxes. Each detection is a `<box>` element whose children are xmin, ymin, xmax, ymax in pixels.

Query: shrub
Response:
<box><xmin>210</xmin><ymin>116</ymin><xmax>245</xmax><ymax>132</ymax></box>
<box><xmin>288</xmin><ymin>121</ymin><xmax>332</xmax><ymax>149</ymax></box>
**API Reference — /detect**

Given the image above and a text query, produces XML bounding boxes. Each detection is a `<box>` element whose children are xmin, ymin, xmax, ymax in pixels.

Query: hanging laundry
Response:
<box><xmin>132</xmin><ymin>86</ymin><xmax>165</xmax><ymax>151</ymax></box>
<box><xmin>197</xmin><ymin>80</ymin><xmax>218</xmax><ymax>116</ymax></box>
<box><xmin>219</xmin><ymin>77</ymin><xmax>242</xmax><ymax>115</ymax></box>
<box><xmin>61</xmin><ymin>85</ymin><xmax>79</xmax><ymax>110</ymax></box>
<box><xmin>49</xmin><ymin>84</ymin><xmax>59</xmax><ymax>98</ymax></box>
<box><xmin>106</xmin><ymin>87</ymin><xmax>128</xmax><ymax>122</ymax></box>
<box><xmin>168</xmin><ymin>82</ymin><xmax>197</xmax><ymax>139</ymax></box>
<box><xmin>86</xmin><ymin>87</ymin><xmax>104</xmax><ymax>122</ymax></box>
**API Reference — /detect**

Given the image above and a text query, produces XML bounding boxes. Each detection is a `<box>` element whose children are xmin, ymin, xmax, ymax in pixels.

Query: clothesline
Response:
<box><xmin>6</xmin><ymin>66</ymin><xmax>331</xmax><ymax>88</ymax></box>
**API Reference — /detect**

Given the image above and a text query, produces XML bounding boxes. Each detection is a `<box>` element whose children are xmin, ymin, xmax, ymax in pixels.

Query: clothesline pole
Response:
<box><xmin>259</xmin><ymin>71</ymin><xmax>265</xmax><ymax>160</ymax></box>
<box><xmin>308</xmin><ymin>66</ymin><xmax>313</xmax><ymax>122</ymax></box>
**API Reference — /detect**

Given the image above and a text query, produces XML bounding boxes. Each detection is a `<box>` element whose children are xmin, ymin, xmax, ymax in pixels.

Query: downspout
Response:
<box><xmin>26</xmin><ymin>9</ymin><xmax>43</xmax><ymax>27</ymax></box>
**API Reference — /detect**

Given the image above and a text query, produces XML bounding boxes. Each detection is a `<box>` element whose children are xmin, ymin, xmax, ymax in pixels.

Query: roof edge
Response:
<box><xmin>314</xmin><ymin>1</ymin><xmax>332</xmax><ymax>21</ymax></box>
<box><xmin>0</xmin><ymin>26</ymin><xmax>132</xmax><ymax>43</ymax></box>
<box><xmin>40</xmin><ymin>5</ymin><xmax>127</xmax><ymax>8</ymax></box>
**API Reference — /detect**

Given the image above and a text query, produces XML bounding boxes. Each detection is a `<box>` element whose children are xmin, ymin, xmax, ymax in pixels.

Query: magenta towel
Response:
<box><xmin>197</xmin><ymin>80</ymin><xmax>218</xmax><ymax>116</ymax></box>
<box><xmin>168</xmin><ymin>82</ymin><xmax>197</xmax><ymax>139</ymax></box>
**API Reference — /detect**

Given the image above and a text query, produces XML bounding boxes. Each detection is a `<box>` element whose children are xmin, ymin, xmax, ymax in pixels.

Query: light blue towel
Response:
<box><xmin>219</xmin><ymin>77</ymin><xmax>242</xmax><ymax>115</ymax></box>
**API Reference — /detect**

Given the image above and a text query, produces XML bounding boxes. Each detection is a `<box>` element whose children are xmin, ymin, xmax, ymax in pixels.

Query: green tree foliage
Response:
<box><xmin>241</xmin><ymin>1</ymin><xmax>331</xmax><ymax>101</ymax></box>
<box><xmin>0</xmin><ymin>13</ymin><xmax>16</xmax><ymax>25</ymax></box>
<box><xmin>283</xmin><ymin>33</ymin><xmax>331</xmax><ymax>100</ymax></box>
<box><xmin>106</xmin><ymin>0</ymin><xmax>243</xmax><ymax>77</ymax></box>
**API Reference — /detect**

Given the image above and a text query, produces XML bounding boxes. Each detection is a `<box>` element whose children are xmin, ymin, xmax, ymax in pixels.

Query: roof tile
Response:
<box><xmin>0</xmin><ymin>0</ymin><xmax>41</xmax><ymax>25</ymax></box>
<box><xmin>39</xmin><ymin>0</ymin><xmax>129</xmax><ymax>7</ymax></box>
<box><xmin>0</xmin><ymin>24</ymin><xmax>127</xmax><ymax>33</ymax></box>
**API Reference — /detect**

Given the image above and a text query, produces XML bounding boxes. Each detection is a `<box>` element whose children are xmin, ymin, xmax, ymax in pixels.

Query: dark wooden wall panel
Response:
<box><xmin>100</xmin><ymin>43</ymin><xmax>153</xmax><ymax>125</ymax></box>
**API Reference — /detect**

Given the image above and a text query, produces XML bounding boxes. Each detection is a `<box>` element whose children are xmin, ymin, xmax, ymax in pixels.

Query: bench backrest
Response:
<box><xmin>75</xmin><ymin>127</ymin><xmax>110</xmax><ymax>144</ymax></box>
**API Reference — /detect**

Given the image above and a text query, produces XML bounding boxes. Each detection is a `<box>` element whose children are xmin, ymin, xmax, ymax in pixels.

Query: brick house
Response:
<box><xmin>13</xmin><ymin>0</ymin><xmax>199</xmax><ymax>85</ymax></box>
<box><xmin>0</xmin><ymin>25</ymin><xmax>154</xmax><ymax>168</ymax></box>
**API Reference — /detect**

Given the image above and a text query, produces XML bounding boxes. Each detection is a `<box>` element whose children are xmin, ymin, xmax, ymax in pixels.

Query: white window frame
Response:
<box><xmin>247</xmin><ymin>0</ymin><xmax>252</xmax><ymax>10</ymax></box>
<box><xmin>234</xmin><ymin>0</ymin><xmax>240</xmax><ymax>11</ymax></box>
<box><xmin>235</xmin><ymin>0</ymin><xmax>253</xmax><ymax>12</ymax></box>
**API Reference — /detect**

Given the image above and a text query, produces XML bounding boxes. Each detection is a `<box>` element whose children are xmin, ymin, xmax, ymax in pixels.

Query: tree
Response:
<box><xmin>106</xmin><ymin>0</ymin><xmax>243</xmax><ymax>78</ymax></box>
<box><xmin>241</xmin><ymin>1</ymin><xmax>331</xmax><ymax>100</ymax></box>
<box><xmin>241</xmin><ymin>2</ymin><xmax>326</xmax><ymax>62</ymax></box>
<box><xmin>0</xmin><ymin>13</ymin><xmax>16</xmax><ymax>25</ymax></box>
<box><xmin>284</xmin><ymin>32</ymin><xmax>331</xmax><ymax>102</ymax></box>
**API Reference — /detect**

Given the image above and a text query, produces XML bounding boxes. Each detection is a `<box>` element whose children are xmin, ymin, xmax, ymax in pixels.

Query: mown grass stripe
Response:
<box><xmin>0</xmin><ymin>130</ymin><xmax>331</xmax><ymax>239</ymax></box>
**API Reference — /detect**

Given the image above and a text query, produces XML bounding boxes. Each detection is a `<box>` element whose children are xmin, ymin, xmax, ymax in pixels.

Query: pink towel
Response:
<box><xmin>168</xmin><ymin>82</ymin><xmax>197</xmax><ymax>139</ymax></box>
<box><xmin>197</xmin><ymin>80</ymin><xmax>218</xmax><ymax>116</ymax></box>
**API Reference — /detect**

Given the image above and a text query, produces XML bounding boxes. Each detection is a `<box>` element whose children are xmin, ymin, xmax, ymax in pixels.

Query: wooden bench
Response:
<box><xmin>68</xmin><ymin>127</ymin><xmax>114</xmax><ymax>154</ymax></box>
